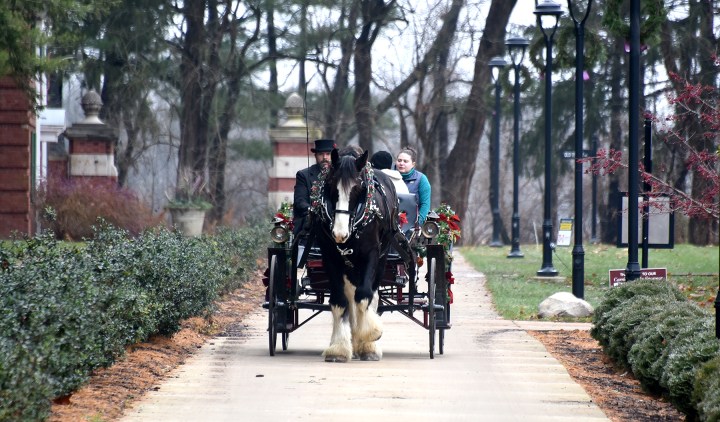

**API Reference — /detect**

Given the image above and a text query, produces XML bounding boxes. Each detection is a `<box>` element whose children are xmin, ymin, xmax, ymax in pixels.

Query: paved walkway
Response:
<box><xmin>121</xmin><ymin>253</ymin><xmax>608</xmax><ymax>421</ymax></box>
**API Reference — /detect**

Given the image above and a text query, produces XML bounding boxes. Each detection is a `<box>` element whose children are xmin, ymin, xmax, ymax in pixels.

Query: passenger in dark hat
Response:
<box><xmin>293</xmin><ymin>139</ymin><xmax>337</xmax><ymax>236</ymax></box>
<box><xmin>371</xmin><ymin>150</ymin><xmax>409</xmax><ymax>194</ymax></box>
<box><xmin>370</xmin><ymin>151</ymin><xmax>393</xmax><ymax>170</ymax></box>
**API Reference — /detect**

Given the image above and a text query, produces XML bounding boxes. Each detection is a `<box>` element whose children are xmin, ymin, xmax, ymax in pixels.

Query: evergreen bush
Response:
<box><xmin>0</xmin><ymin>223</ymin><xmax>264</xmax><ymax>421</ymax></box>
<box><xmin>591</xmin><ymin>279</ymin><xmax>720</xmax><ymax>420</ymax></box>
<box><xmin>661</xmin><ymin>322</ymin><xmax>719</xmax><ymax>418</ymax></box>
<box><xmin>626</xmin><ymin>303</ymin><xmax>707</xmax><ymax>393</ymax></box>
<box><xmin>602</xmin><ymin>295</ymin><xmax>669</xmax><ymax>368</ymax></box>
<box><xmin>590</xmin><ymin>280</ymin><xmax>686</xmax><ymax>347</ymax></box>
<box><xmin>694</xmin><ymin>355</ymin><xmax>720</xmax><ymax>421</ymax></box>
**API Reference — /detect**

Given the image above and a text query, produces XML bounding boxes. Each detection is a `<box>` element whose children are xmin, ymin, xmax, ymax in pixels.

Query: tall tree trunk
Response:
<box><xmin>443</xmin><ymin>0</ymin><xmax>515</xmax><ymax>224</ymax></box>
<box><xmin>687</xmin><ymin>0</ymin><xmax>718</xmax><ymax>244</ymax></box>
<box><xmin>177</xmin><ymin>0</ymin><xmax>207</xmax><ymax>194</ymax></box>
<box><xmin>353</xmin><ymin>0</ymin><xmax>394</xmax><ymax>152</ymax></box>
<box><xmin>600</xmin><ymin>37</ymin><xmax>625</xmax><ymax>244</ymax></box>
<box><xmin>353</xmin><ymin>24</ymin><xmax>374</xmax><ymax>152</ymax></box>
<box><xmin>207</xmin><ymin>5</ymin><xmax>262</xmax><ymax>224</ymax></box>
<box><xmin>324</xmin><ymin>0</ymin><xmax>357</xmax><ymax>142</ymax></box>
<box><xmin>267</xmin><ymin>0</ymin><xmax>279</xmax><ymax>128</ymax></box>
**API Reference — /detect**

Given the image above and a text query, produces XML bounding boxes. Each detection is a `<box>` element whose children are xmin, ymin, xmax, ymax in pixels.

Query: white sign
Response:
<box><xmin>556</xmin><ymin>218</ymin><xmax>573</xmax><ymax>247</ymax></box>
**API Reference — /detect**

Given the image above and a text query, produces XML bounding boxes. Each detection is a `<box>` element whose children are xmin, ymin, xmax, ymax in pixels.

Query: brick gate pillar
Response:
<box><xmin>267</xmin><ymin>93</ymin><xmax>322</xmax><ymax>211</ymax></box>
<box><xmin>0</xmin><ymin>77</ymin><xmax>36</xmax><ymax>238</ymax></box>
<box><xmin>63</xmin><ymin>90</ymin><xmax>118</xmax><ymax>186</ymax></box>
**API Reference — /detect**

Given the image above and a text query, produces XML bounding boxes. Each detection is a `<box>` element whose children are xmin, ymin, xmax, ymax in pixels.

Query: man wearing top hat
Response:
<box><xmin>292</xmin><ymin>139</ymin><xmax>336</xmax><ymax>236</ymax></box>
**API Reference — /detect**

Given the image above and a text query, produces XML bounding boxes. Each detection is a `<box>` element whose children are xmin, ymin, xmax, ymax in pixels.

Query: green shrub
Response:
<box><xmin>591</xmin><ymin>280</ymin><xmax>687</xmax><ymax>347</ymax></box>
<box><xmin>661</xmin><ymin>321</ymin><xmax>720</xmax><ymax>418</ymax></box>
<box><xmin>627</xmin><ymin>303</ymin><xmax>708</xmax><ymax>393</ymax></box>
<box><xmin>0</xmin><ymin>233</ymin><xmax>104</xmax><ymax>419</ymax></box>
<box><xmin>213</xmin><ymin>225</ymin><xmax>267</xmax><ymax>293</ymax></box>
<box><xmin>591</xmin><ymin>279</ymin><xmax>720</xmax><ymax>420</ymax></box>
<box><xmin>602</xmin><ymin>295</ymin><xmax>670</xmax><ymax>368</ymax></box>
<box><xmin>694</xmin><ymin>355</ymin><xmax>720</xmax><ymax>422</ymax></box>
<box><xmin>0</xmin><ymin>223</ymin><xmax>264</xmax><ymax>420</ymax></box>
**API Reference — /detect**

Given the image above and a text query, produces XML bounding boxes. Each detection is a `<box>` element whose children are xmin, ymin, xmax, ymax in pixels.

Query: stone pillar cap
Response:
<box><xmin>81</xmin><ymin>90</ymin><xmax>104</xmax><ymax>124</ymax></box>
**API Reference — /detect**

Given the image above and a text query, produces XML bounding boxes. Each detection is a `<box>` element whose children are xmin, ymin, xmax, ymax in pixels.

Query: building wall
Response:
<box><xmin>0</xmin><ymin>78</ymin><xmax>35</xmax><ymax>238</ymax></box>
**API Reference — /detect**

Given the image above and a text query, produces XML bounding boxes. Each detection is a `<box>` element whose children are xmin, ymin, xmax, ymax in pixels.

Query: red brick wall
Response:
<box><xmin>0</xmin><ymin>77</ymin><xmax>35</xmax><ymax>238</ymax></box>
<box><xmin>268</xmin><ymin>177</ymin><xmax>296</xmax><ymax>191</ymax></box>
<box><xmin>273</xmin><ymin>141</ymin><xmax>314</xmax><ymax>156</ymax></box>
<box><xmin>70</xmin><ymin>139</ymin><xmax>113</xmax><ymax>154</ymax></box>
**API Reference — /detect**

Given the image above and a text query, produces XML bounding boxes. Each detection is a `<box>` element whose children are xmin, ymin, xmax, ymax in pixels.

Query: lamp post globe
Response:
<box><xmin>505</xmin><ymin>36</ymin><xmax>529</xmax><ymax>259</ymax></box>
<box><xmin>534</xmin><ymin>0</ymin><xmax>563</xmax><ymax>277</ymax></box>
<box><xmin>488</xmin><ymin>56</ymin><xmax>507</xmax><ymax>247</ymax></box>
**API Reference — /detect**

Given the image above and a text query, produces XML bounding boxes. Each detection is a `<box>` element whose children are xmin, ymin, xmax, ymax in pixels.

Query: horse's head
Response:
<box><xmin>326</xmin><ymin>149</ymin><xmax>368</xmax><ymax>243</ymax></box>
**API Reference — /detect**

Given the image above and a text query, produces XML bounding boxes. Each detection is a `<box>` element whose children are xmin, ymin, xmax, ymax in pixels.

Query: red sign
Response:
<box><xmin>608</xmin><ymin>268</ymin><xmax>668</xmax><ymax>287</ymax></box>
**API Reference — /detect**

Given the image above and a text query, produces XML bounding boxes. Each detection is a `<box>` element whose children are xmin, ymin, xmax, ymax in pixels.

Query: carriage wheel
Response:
<box><xmin>428</xmin><ymin>257</ymin><xmax>436</xmax><ymax>359</ymax></box>
<box><xmin>268</xmin><ymin>255</ymin><xmax>278</xmax><ymax>356</ymax></box>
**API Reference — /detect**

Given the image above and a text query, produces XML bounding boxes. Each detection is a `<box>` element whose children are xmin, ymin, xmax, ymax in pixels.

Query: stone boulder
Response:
<box><xmin>538</xmin><ymin>292</ymin><xmax>594</xmax><ymax>318</ymax></box>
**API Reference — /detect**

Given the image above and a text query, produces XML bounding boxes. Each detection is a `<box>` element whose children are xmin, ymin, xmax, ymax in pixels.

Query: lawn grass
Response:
<box><xmin>459</xmin><ymin>243</ymin><xmax>719</xmax><ymax>321</ymax></box>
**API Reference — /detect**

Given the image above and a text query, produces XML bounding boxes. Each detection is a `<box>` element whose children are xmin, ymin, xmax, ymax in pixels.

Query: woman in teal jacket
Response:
<box><xmin>395</xmin><ymin>147</ymin><xmax>431</xmax><ymax>224</ymax></box>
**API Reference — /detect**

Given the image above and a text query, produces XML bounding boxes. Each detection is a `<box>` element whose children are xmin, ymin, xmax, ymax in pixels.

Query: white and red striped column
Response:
<box><xmin>268</xmin><ymin>93</ymin><xmax>322</xmax><ymax>211</ymax></box>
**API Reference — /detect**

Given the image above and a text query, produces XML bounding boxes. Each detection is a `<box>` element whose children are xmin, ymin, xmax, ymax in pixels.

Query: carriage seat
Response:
<box><xmin>397</xmin><ymin>193</ymin><xmax>418</xmax><ymax>239</ymax></box>
<box><xmin>384</xmin><ymin>193</ymin><xmax>418</xmax><ymax>266</ymax></box>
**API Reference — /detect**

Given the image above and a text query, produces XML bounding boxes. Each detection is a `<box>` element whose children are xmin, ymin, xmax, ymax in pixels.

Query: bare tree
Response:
<box><xmin>443</xmin><ymin>0</ymin><xmax>516</xmax><ymax>224</ymax></box>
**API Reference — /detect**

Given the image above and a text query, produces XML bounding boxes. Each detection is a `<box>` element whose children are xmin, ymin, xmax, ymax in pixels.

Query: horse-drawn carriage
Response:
<box><xmin>263</xmin><ymin>150</ymin><xmax>454</xmax><ymax>360</ymax></box>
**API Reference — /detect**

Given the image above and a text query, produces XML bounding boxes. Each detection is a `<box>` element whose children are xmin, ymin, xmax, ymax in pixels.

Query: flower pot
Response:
<box><xmin>170</xmin><ymin>208</ymin><xmax>206</xmax><ymax>237</ymax></box>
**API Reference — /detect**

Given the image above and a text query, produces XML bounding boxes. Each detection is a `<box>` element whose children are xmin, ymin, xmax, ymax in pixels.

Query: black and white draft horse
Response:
<box><xmin>312</xmin><ymin>149</ymin><xmax>401</xmax><ymax>362</ymax></box>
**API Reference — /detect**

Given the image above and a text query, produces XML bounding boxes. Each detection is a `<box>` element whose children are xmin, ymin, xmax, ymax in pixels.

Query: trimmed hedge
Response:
<box><xmin>592</xmin><ymin>280</ymin><xmax>720</xmax><ymax>421</ymax></box>
<box><xmin>694</xmin><ymin>355</ymin><xmax>720</xmax><ymax>421</ymax></box>
<box><xmin>0</xmin><ymin>223</ymin><xmax>265</xmax><ymax>421</ymax></box>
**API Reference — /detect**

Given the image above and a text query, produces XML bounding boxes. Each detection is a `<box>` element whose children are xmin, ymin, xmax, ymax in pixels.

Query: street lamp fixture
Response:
<box><xmin>488</xmin><ymin>56</ymin><xmax>507</xmax><ymax>247</ymax></box>
<box><xmin>534</xmin><ymin>0</ymin><xmax>563</xmax><ymax>277</ymax></box>
<box><xmin>568</xmin><ymin>0</ymin><xmax>593</xmax><ymax>299</ymax></box>
<box><xmin>505</xmin><ymin>36</ymin><xmax>530</xmax><ymax>259</ymax></box>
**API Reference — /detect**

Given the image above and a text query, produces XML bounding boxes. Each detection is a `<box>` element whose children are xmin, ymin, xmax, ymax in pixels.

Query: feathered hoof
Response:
<box><xmin>322</xmin><ymin>344</ymin><xmax>352</xmax><ymax>363</ymax></box>
<box><xmin>359</xmin><ymin>352</ymin><xmax>381</xmax><ymax>361</ymax></box>
<box><xmin>324</xmin><ymin>355</ymin><xmax>349</xmax><ymax>363</ymax></box>
<box><xmin>356</xmin><ymin>342</ymin><xmax>382</xmax><ymax>361</ymax></box>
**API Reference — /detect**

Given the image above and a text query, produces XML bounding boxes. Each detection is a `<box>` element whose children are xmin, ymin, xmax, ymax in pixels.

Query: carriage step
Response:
<box><xmin>420</xmin><ymin>303</ymin><xmax>445</xmax><ymax>312</ymax></box>
<box><xmin>397</xmin><ymin>298</ymin><xmax>426</xmax><ymax>306</ymax></box>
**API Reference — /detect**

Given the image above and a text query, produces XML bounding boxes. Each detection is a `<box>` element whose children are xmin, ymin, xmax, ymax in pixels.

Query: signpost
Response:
<box><xmin>608</xmin><ymin>268</ymin><xmax>668</xmax><ymax>287</ymax></box>
<box><xmin>557</xmin><ymin>218</ymin><xmax>573</xmax><ymax>247</ymax></box>
<box><xmin>562</xmin><ymin>150</ymin><xmax>592</xmax><ymax>159</ymax></box>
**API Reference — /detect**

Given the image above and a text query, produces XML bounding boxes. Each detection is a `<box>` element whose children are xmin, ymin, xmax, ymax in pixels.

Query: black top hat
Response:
<box><xmin>370</xmin><ymin>151</ymin><xmax>393</xmax><ymax>170</ymax></box>
<box><xmin>311</xmin><ymin>139</ymin><xmax>336</xmax><ymax>153</ymax></box>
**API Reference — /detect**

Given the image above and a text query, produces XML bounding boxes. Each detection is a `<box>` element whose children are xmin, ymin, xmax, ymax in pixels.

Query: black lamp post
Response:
<box><xmin>535</xmin><ymin>0</ymin><xmax>563</xmax><ymax>277</ymax></box>
<box><xmin>568</xmin><ymin>0</ymin><xmax>592</xmax><ymax>298</ymax></box>
<box><xmin>489</xmin><ymin>56</ymin><xmax>507</xmax><ymax>247</ymax></box>
<box><xmin>625</xmin><ymin>0</ymin><xmax>642</xmax><ymax>281</ymax></box>
<box><xmin>505</xmin><ymin>36</ymin><xmax>529</xmax><ymax>259</ymax></box>
<box><xmin>591</xmin><ymin>134</ymin><xmax>598</xmax><ymax>243</ymax></box>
